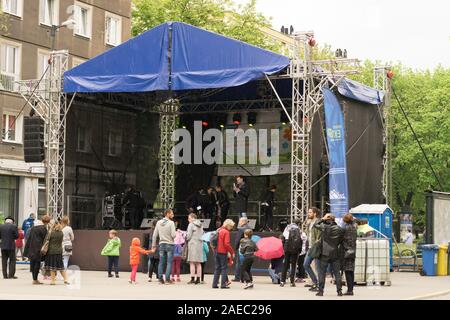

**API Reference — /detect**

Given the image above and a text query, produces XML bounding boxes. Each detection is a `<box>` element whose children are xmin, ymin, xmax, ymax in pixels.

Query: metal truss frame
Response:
<box><xmin>156</xmin><ymin>99</ymin><xmax>179</xmax><ymax>209</ymax></box>
<box><xmin>286</xmin><ymin>32</ymin><xmax>359</xmax><ymax>222</ymax></box>
<box><xmin>374</xmin><ymin>66</ymin><xmax>392</xmax><ymax>206</ymax></box>
<box><xmin>16</xmin><ymin>50</ymin><xmax>74</xmax><ymax>220</ymax></box>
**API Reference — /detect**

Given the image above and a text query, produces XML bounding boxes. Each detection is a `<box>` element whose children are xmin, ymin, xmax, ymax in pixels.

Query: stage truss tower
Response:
<box><xmin>16</xmin><ymin>50</ymin><xmax>74</xmax><ymax>220</ymax></box>
<box><xmin>287</xmin><ymin>33</ymin><xmax>359</xmax><ymax>222</ymax></box>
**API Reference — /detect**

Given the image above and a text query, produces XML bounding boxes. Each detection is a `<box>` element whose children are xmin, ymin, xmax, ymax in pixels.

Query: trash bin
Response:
<box><xmin>447</xmin><ymin>244</ymin><xmax>450</xmax><ymax>275</ymax></box>
<box><xmin>419</xmin><ymin>244</ymin><xmax>439</xmax><ymax>276</ymax></box>
<box><xmin>437</xmin><ymin>245</ymin><xmax>448</xmax><ymax>276</ymax></box>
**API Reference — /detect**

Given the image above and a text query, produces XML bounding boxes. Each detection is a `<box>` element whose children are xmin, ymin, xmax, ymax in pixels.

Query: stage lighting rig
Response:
<box><xmin>232</xmin><ymin>113</ymin><xmax>242</xmax><ymax>125</ymax></box>
<box><xmin>247</xmin><ymin>112</ymin><xmax>257</xmax><ymax>127</ymax></box>
<box><xmin>280</xmin><ymin>111</ymin><xmax>289</xmax><ymax>125</ymax></box>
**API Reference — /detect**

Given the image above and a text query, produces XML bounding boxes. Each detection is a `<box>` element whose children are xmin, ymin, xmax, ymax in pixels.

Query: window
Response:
<box><xmin>2</xmin><ymin>112</ymin><xmax>22</xmax><ymax>143</ymax></box>
<box><xmin>74</xmin><ymin>1</ymin><xmax>92</xmax><ymax>38</ymax></box>
<box><xmin>2</xmin><ymin>0</ymin><xmax>23</xmax><ymax>17</ymax></box>
<box><xmin>0</xmin><ymin>175</ymin><xmax>19</xmax><ymax>223</ymax></box>
<box><xmin>77</xmin><ymin>126</ymin><xmax>90</xmax><ymax>152</ymax></box>
<box><xmin>105</xmin><ymin>12</ymin><xmax>122</xmax><ymax>46</ymax></box>
<box><xmin>108</xmin><ymin>130</ymin><xmax>122</xmax><ymax>156</ymax></box>
<box><xmin>72</xmin><ymin>57</ymin><xmax>86</xmax><ymax>68</ymax></box>
<box><xmin>0</xmin><ymin>41</ymin><xmax>21</xmax><ymax>90</ymax></box>
<box><xmin>37</xmin><ymin>49</ymin><xmax>51</xmax><ymax>79</ymax></box>
<box><xmin>39</xmin><ymin>0</ymin><xmax>59</xmax><ymax>26</ymax></box>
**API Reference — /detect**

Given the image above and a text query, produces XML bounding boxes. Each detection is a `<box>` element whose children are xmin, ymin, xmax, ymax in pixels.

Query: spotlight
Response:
<box><xmin>387</xmin><ymin>70</ymin><xmax>394</xmax><ymax>79</ymax></box>
<box><xmin>216</xmin><ymin>113</ymin><xmax>228</xmax><ymax>129</ymax></box>
<box><xmin>232</xmin><ymin>113</ymin><xmax>241</xmax><ymax>125</ymax></box>
<box><xmin>308</xmin><ymin>36</ymin><xmax>316</xmax><ymax>47</ymax></box>
<box><xmin>247</xmin><ymin>112</ymin><xmax>257</xmax><ymax>127</ymax></box>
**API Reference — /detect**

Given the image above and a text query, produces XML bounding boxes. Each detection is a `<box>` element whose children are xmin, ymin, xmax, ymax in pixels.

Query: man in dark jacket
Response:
<box><xmin>214</xmin><ymin>185</ymin><xmax>230</xmax><ymax>225</ymax></box>
<box><xmin>260</xmin><ymin>185</ymin><xmax>276</xmax><ymax>232</ymax></box>
<box><xmin>24</xmin><ymin>216</ymin><xmax>50</xmax><ymax>284</ymax></box>
<box><xmin>22</xmin><ymin>213</ymin><xmax>35</xmax><ymax>235</ymax></box>
<box><xmin>0</xmin><ymin>216</ymin><xmax>19</xmax><ymax>279</ymax></box>
<box><xmin>314</xmin><ymin>213</ymin><xmax>345</xmax><ymax>296</ymax></box>
<box><xmin>232</xmin><ymin>217</ymin><xmax>250</xmax><ymax>282</ymax></box>
<box><xmin>233</xmin><ymin>176</ymin><xmax>249</xmax><ymax>217</ymax></box>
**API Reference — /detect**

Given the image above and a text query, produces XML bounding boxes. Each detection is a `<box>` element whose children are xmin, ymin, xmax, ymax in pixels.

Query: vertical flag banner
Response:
<box><xmin>322</xmin><ymin>88</ymin><xmax>349</xmax><ymax>218</ymax></box>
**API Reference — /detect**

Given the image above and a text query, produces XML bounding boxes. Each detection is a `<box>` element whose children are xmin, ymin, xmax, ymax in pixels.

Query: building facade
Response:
<box><xmin>0</xmin><ymin>0</ymin><xmax>131</xmax><ymax>225</ymax></box>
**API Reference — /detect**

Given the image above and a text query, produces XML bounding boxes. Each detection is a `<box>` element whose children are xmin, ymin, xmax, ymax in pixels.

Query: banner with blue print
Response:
<box><xmin>322</xmin><ymin>88</ymin><xmax>349</xmax><ymax>218</ymax></box>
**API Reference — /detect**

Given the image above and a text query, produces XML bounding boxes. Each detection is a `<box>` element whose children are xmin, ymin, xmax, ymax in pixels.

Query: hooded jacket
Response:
<box><xmin>101</xmin><ymin>237</ymin><xmax>121</xmax><ymax>256</ymax></box>
<box><xmin>129</xmin><ymin>237</ymin><xmax>150</xmax><ymax>265</ymax></box>
<box><xmin>186</xmin><ymin>219</ymin><xmax>204</xmax><ymax>263</ymax></box>
<box><xmin>152</xmin><ymin>218</ymin><xmax>176</xmax><ymax>246</ymax></box>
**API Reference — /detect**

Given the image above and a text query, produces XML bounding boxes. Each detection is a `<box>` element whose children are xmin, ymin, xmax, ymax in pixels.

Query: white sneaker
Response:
<box><xmin>148</xmin><ymin>278</ymin><xmax>152</xmax><ymax>282</ymax></box>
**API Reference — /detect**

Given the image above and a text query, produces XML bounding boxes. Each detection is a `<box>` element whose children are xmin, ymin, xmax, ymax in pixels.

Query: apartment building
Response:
<box><xmin>0</xmin><ymin>0</ymin><xmax>132</xmax><ymax>224</ymax></box>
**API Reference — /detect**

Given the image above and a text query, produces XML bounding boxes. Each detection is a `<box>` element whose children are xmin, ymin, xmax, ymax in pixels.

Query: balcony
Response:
<box><xmin>0</xmin><ymin>73</ymin><xmax>18</xmax><ymax>92</ymax></box>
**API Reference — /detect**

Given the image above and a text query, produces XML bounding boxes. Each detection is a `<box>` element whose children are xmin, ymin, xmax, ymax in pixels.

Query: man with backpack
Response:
<box><xmin>280</xmin><ymin>218</ymin><xmax>303</xmax><ymax>287</ymax></box>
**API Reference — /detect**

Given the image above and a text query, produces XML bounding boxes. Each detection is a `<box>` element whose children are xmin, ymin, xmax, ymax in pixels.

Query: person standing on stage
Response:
<box><xmin>205</xmin><ymin>187</ymin><xmax>216</xmax><ymax>220</ymax></box>
<box><xmin>152</xmin><ymin>209</ymin><xmax>176</xmax><ymax>284</ymax></box>
<box><xmin>260</xmin><ymin>185</ymin><xmax>276</xmax><ymax>232</ymax></box>
<box><xmin>123</xmin><ymin>185</ymin><xmax>142</xmax><ymax>229</ymax></box>
<box><xmin>214</xmin><ymin>185</ymin><xmax>230</xmax><ymax>225</ymax></box>
<box><xmin>233</xmin><ymin>176</ymin><xmax>249</xmax><ymax>218</ymax></box>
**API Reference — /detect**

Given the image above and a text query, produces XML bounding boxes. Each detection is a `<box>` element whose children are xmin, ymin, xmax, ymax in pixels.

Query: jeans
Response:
<box><xmin>296</xmin><ymin>254</ymin><xmax>307</xmax><ymax>278</ymax></box>
<box><xmin>108</xmin><ymin>256</ymin><xmax>119</xmax><ymax>275</ymax></box>
<box><xmin>212</xmin><ymin>253</ymin><xmax>228</xmax><ymax>288</ymax></box>
<box><xmin>234</xmin><ymin>254</ymin><xmax>242</xmax><ymax>280</ymax></box>
<box><xmin>345</xmin><ymin>270</ymin><xmax>354</xmax><ymax>293</ymax></box>
<box><xmin>63</xmin><ymin>255</ymin><xmax>70</xmax><ymax>270</ymax></box>
<box><xmin>1</xmin><ymin>249</ymin><xmax>16</xmax><ymax>278</ymax></box>
<box><xmin>30</xmin><ymin>259</ymin><xmax>41</xmax><ymax>281</ymax></box>
<box><xmin>158</xmin><ymin>243</ymin><xmax>174</xmax><ymax>281</ymax></box>
<box><xmin>268</xmin><ymin>268</ymin><xmax>280</xmax><ymax>284</ymax></box>
<box><xmin>281</xmin><ymin>253</ymin><xmax>298</xmax><ymax>283</ymax></box>
<box><xmin>241</xmin><ymin>257</ymin><xmax>254</xmax><ymax>283</ymax></box>
<box><xmin>318</xmin><ymin>257</ymin><xmax>342</xmax><ymax>293</ymax></box>
<box><xmin>303</xmin><ymin>252</ymin><xmax>318</xmax><ymax>285</ymax></box>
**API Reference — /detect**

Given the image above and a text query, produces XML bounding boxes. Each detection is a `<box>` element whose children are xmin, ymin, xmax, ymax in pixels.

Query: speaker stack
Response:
<box><xmin>23</xmin><ymin>116</ymin><xmax>45</xmax><ymax>163</ymax></box>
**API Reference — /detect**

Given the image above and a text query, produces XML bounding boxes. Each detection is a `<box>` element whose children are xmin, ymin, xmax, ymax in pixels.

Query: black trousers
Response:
<box><xmin>107</xmin><ymin>256</ymin><xmax>119</xmax><ymax>274</ymax></box>
<box><xmin>201</xmin><ymin>262</ymin><xmax>205</xmax><ymax>281</ymax></box>
<box><xmin>281</xmin><ymin>253</ymin><xmax>298</xmax><ymax>283</ymax></box>
<box><xmin>148</xmin><ymin>257</ymin><xmax>159</xmax><ymax>278</ymax></box>
<box><xmin>30</xmin><ymin>259</ymin><xmax>41</xmax><ymax>281</ymax></box>
<box><xmin>262</xmin><ymin>206</ymin><xmax>273</xmax><ymax>230</ymax></box>
<box><xmin>345</xmin><ymin>270</ymin><xmax>354</xmax><ymax>293</ymax></box>
<box><xmin>241</xmin><ymin>257</ymin><xmax>254</xmax><ymax>283</ymax></box>
<box><xmin>1</xmin><ymin>249</ymin><xmax>16</xmax><ymax>278</ymax></box>
<box><xmin>318</xmin><ymin>257</ymin><xmax>342</xmax><ymax>292</ymax></box>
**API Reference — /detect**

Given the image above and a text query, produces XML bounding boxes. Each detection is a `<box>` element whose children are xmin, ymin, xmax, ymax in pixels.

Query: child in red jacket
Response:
<box><xmin>15</xmin><ymin>227</ymin><xmax>25</xmax><ymax>261</ymax></box>
<box><xmin>129</xmin><ymin>237</ymin><xmax>153</xmax><ymax>284</ymax></box>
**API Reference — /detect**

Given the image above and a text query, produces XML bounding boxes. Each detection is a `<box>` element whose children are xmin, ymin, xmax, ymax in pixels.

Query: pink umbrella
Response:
<box><xmin>254</xmin><ymin>236</ymin><xmax>284</xmax><ymax>260</ymax></box>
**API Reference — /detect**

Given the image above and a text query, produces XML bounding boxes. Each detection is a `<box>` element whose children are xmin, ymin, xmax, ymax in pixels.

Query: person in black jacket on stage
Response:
<box><xmin>214</xmin><ymin>185</ymin><xmax>230</xmax><ymax>225</ymax></box>
<box><xmin>260</xmin><ymin>185</ymin><xmax>276</xmax><ymax>232</ymax></box>
<box><xmin>0</xmin><ymin>216</ymin><xmax>19</xmax><ymax>279</ymax></box>
<box><xmin>233</xmin><ymin>176</ymin><xmax>249</xmax><ymax>217</ymax></box>
<box><xmin>123</xmin><ymin>185</ymin><xmax>143</xmax><ymax>229</ymax></box>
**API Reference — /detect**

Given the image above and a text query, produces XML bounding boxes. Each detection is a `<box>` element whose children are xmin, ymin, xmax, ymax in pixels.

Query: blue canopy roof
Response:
<box><xmin>337</xmin><ymin>78</ymin><xmax>384</xmax><ymax>105</ymax></box>
<box><xmin>63</xmin><ymin>22</ymin><xmax>290</xmax><ymax>93</ymax></box>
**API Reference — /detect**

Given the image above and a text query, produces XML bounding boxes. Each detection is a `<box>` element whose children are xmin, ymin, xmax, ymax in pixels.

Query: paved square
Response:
<box><xmin>0</xmin><ymin>265</ymin><xmax>449</xmax><ymax>300</ymax></box>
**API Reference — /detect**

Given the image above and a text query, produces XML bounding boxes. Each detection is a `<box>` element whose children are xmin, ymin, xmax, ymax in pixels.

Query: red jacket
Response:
<box><xmin>129</xmin><ymin>238</ymin><xmax>150</xmax><ymax>265</ymax></box>
<box><xmin>15</xmin><ymin>230</ymin><xmax>24</xmax><ymax>248</ymax></box>
<box><xmin>216</xmin><ymin>228</ymin><xmax>234</xmax><ymax>256</ymax></box>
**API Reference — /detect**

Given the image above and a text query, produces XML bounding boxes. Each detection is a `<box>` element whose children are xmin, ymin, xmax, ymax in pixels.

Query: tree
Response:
<box><xmin>132</xmin><ymin>0</ymin><xmax>280</xmax><ymax>51</ymax></box>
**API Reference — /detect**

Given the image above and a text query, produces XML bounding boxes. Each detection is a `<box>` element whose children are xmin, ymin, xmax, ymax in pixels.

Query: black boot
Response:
<box><xmin>188</xmin><ymin>277</ymin><xmax>195</xmax><ymax>284</ymax></box>
<box><xmin>195</xmin><ymin>277</ymin><xmax>200</xmax><ymax>285</ymax></box>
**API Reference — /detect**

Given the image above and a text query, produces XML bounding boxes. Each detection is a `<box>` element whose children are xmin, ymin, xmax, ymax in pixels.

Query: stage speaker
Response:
<box><xmin>23</xmin><ymin>116</ymin><xmax>45</xmax><ymax>163</ymax></box>
<box><xmin>247</xmin><ymin>219</ymin><xmax>257</xmax><ymax>230</ymax></box>
<box><xmin>102</xmin><ymin>217</ymin><xmax>122</xmax><ymax>230</ymax></box>
<box><xmin>140</xmin><ymin>218</ymin><xmax>155</xmax><ymax>229</ymax></box>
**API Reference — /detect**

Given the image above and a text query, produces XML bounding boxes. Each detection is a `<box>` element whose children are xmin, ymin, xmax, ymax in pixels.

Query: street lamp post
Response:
<box><xmin>49</xmin><ymin>19</ymin><xmax>76</xmax><ymax>51</ymax></box>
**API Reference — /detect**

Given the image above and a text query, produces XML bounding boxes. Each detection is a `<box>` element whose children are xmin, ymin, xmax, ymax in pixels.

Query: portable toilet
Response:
<box><xmin>349</xmin><ymin>204</ymin><xmax>394</xmax><ymax>270</ymax></box>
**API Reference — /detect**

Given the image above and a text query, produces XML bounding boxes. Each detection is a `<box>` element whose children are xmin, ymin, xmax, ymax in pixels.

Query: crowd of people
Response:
<box><xmin>0</xmin><ymin>213</ymin><xmax>75</xmax><ymax>285</ymax></box>
<box><xmin>0</xmin><ymin>202</ymin><xmax>358</xmax><ymax>297</ymax></box>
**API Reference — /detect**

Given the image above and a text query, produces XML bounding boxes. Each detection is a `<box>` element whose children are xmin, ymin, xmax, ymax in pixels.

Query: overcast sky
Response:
<box><xmin>234</xmin><ymin>0</ymin><xmax>449</xmax><ymax>70</ymax></box>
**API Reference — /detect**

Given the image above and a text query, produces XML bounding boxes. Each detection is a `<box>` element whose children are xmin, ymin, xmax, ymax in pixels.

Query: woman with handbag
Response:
<box><xmin>341</xmin><ymin>213</ymin><xmax>357</xmax><ymax>296</ymax></box>
<box><xmin>43</xmin><ymin>221</ymin><xmax>69</xmax><ymax>285</ymax></box>
<box><xmin>61</xmin><ymin>216</ymin><xmax>74</xmax><ymax>270</ymax></box>
<box><xmin>186</xmin><ymin>213</ymin><xmax>204</xmax><ymax>284</ymax></box>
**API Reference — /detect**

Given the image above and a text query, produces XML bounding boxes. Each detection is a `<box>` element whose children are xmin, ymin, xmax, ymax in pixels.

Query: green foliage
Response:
<box><xmin>132</xmin><ymin>0</ymin><xmax>280</xmax><ymax>52</ymax></box>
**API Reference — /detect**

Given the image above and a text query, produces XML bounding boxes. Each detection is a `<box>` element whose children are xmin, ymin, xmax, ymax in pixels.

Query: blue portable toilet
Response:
<box><xmin>349</xmin><ymin>204</ymin><xmax>394</xmax><ymax>270</ymax></box>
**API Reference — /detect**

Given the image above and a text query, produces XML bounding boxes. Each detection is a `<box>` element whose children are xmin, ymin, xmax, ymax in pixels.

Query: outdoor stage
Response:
<box><xmin>70</xmin><ymin>230</ymin><xmax>279</xmax><ymax>273</ymax></box>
